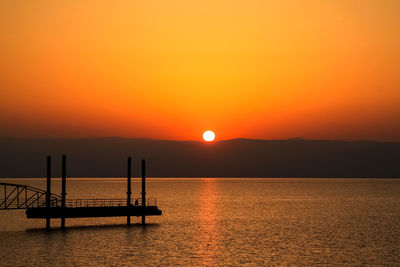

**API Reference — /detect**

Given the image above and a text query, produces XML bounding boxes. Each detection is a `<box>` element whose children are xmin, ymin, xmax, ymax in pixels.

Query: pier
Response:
<box><xmin>0</xmin><ymin>156</ymin><xmax>162</xmax><ymax>230</ymax></box>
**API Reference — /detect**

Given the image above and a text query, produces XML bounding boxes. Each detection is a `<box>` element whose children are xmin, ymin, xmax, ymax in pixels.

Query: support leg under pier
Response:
<box><xmin>61</xmin><ymin>154</ymin><xmax>67</xmax><ymax>229</ymax></box>
<box><xmin>141</xmin><ymin>159</ymin><xmax>146</xmax><ymax>226</ymax></box>
<box><xmin>46</xmin><ymin>156</ymin><xmax>51</xmax><ymax>231</ymax></box>
<box><xmin>127</xmin><ymin>157</ymin><xmax>132</xmax><ymax>226</ymax></box>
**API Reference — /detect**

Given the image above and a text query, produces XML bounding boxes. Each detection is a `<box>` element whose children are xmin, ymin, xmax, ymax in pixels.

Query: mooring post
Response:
<box><xmin>141</xmin><ymin>159</ymin><xmax>146</xmax><ymax>226</ymax></box>
<box><xmin>127</xmin><ymin>157</ymin><xmax>132</xmax><ymax>226</ymax></box>
<box><xmin>61</xmin><ymin>154</ymin><xmax>67</xmax><ymax>229</ymax></box>
<box><xmin>46</xmin><ymin>156</ymin><xmax>51</xmax><ymax>231</ymax></box>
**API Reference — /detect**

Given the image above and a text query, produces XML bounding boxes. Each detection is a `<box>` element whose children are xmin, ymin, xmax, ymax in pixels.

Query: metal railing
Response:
<box><xmin>11</xmin><ymin>198</ymin><xmax>158</xmax><ymax>209</ymax></box>
<box><xmin>63</xmin><ymin>198</ymin><xmax>157</xmax><ymax>208</ymax></box>
<box><xmin>133</xmin><ymin>198</ymin><xmax>157</xmax><ymax>207</ymax></box>
<box><xmin>0</xmin><ymin>183</ymin><xmax>158</xmax><ymax>209</ymax></box>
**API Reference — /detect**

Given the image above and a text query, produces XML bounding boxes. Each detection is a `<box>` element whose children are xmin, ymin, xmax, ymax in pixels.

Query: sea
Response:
<box><xmin>0</xmin><ymin>178</ymin><xmax>399</xmax><ymax>266</ymax></box>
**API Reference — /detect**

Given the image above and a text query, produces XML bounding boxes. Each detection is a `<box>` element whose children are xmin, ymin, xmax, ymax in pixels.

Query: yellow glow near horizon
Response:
<box><xmin>0</xmin><ymin>1</ymin><xmax>400</xmax><ymax>140</ymax></box>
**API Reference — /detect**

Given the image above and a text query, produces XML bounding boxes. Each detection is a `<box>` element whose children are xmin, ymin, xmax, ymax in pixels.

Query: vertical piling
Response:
<box><xmin>61</xmin><ymin>154</ymin><xmax>67</xmax><ymax>229</ymax></box>
<box><xmin>46</xmin><ymin>156</ymin><xmax>51</xmax><ymax>231</ymax></box>
<box><xmin>127</xmin><ymin>157</ymin><xmax>132</xmax><ymax>225</ymax></box>
<box><xmin>141</xmin><ymin>159</ymin><xmax>146</xmax><ymax>226</ymax></box>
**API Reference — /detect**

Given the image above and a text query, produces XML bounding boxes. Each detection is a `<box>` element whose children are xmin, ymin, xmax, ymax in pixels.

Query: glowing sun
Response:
<box><xmin>203</xmin><ymin>130</ymin><xmax>216</xmax><ymax>142</ymax></box>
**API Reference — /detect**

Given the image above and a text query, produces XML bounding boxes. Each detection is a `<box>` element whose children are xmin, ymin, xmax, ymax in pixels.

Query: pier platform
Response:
<box><xmin>26</xmin><ymin>198</ymin><xmax>161</xmax><ymax>218</ymax></box>
<box><xmin>1</xmin><ymin>156</ymin><xmax>161</xmax><ymax>229</ymax></box>
<box><xmin>27</xmin><ymin>206</ymin><xmax>162</xmax><ymax>218</ymax></box>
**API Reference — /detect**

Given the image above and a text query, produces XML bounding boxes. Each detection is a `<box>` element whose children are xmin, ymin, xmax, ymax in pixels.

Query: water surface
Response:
<box><xmin>1</xmin><ymin>178</ymin><xmax>399</xmax><ymax>266</ymax></box>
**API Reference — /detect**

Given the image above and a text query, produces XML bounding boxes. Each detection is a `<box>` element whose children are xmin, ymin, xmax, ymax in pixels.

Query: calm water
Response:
<box><xmin>0</xmin><ymin>178</ymin><xmax>400</xmax><ymax>266</ymax></box>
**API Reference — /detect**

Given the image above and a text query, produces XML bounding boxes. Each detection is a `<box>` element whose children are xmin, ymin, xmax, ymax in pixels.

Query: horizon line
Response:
<box><xmin>0</xmin><ymin>136</ymin><xmax>399</xmax><ymax>143</ymax></box>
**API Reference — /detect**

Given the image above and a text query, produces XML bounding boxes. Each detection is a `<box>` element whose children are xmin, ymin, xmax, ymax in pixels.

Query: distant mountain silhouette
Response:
<box><xmin>0</xmin><ymin>137</ymin><xmax>399</xmax><ymax>178</ymax></box>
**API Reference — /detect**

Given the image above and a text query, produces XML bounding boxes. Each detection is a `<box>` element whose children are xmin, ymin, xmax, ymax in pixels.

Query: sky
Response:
<box><xmin>1</xmin><ymin>0</ymin><xmax>399</xmax><ymax>141</ymax></box>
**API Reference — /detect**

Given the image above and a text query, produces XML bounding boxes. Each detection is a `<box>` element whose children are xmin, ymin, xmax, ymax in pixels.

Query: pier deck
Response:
<box><xmin>26</xmin><ymin>198</ymin><xmax>161</xmax><ymax>218</ymax></box>
<box><xmin>26</xmin><ymin>206</ymin><xmax>162</xmax><ymax>218</ymax></box>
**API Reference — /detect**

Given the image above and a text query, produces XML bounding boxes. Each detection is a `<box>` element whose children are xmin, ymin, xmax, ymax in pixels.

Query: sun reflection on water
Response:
<box><xmin>197</xmin><ymin>178</ymin><xmax>220</xmax><ymax>265</ymax></box>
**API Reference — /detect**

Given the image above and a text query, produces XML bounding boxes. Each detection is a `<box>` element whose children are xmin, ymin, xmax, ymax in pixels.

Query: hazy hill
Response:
<box><xmin>0</xmin><ymin>138</ymin><xmax>399</xmax><ymax>178</ymax></box>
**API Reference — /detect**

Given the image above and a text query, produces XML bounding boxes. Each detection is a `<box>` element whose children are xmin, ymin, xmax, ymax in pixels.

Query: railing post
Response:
<box><xmin>127</xmin><ymin>157</ymin><xmax>132</xmax><ymax>226</ymax></box>
<box><xmin>141</xmin><ymin>159</ymin><xmax>146</xmax><ymax>226</ymax></box>
<box><xmin>46</xmin><ymin>156</ymin><xmax>51</xmax><ymax>231</ymax></box>
<box><xmin>61</xmin><ymin>154</ymin><xmax>67</xmax><ymax>229</ymax></box>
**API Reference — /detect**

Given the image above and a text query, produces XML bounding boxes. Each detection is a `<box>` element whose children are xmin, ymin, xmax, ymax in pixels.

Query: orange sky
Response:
<box><xmin>1</xmin><ymin>0</ymin><xmax>400</xmax><ymax>141</ymax></box>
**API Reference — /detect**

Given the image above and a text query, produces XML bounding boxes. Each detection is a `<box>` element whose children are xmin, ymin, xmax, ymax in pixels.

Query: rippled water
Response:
<box><xmin>1</xmin><ymin>178</ymin><xmax>400</xmax><ymax>266</ymax></box>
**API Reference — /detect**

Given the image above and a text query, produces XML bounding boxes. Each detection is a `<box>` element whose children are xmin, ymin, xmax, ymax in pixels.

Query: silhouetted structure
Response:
<box><xmin>0</xmin><ymin>183</ymin><xmax>59</xmax><ymax>209</ymax></box>
<box><xmin>46</xmin><ymin>156</ymin><xmax>51</xmax><ymax>230</ymax></box>
<box><xmin>61</xmin><ymin>154</ymin><xmax>66</xmax><ymax>229</ymax></box>
<box><xmin>142</xmin><ymin>159</ymin><xmax>146</xmax><ymax>225</ymax></box>
<box><xmin>0</xmin><ymin>156</ymin><xmax>162</xmax><ymax>230</ymax></box>
<box><xmin>127</xmin><ymin>157</ymin><xmax>132</xmax><ymax>225</ymax></box>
